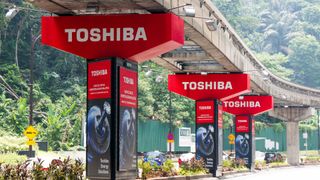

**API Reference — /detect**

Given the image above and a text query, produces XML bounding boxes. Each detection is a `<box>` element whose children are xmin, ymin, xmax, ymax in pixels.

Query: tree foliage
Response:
<box><xmin>213</xmin><ymin>0</ymin><xmax>320</xmax><ymax>127</ymax></box>
<box><xmin>213</xmin><ymin>0</ymin><xmax>320</xmax><ymax>89</ymax></box>
<box><xmin>138</xmin><ymin>61</ymin><xmax>195</xmax><ymax>125</ymax></box>
<box><xmin>0</xmin><ymin>1</ymin><xmax>86</xmax><ymax>150</ymax></box>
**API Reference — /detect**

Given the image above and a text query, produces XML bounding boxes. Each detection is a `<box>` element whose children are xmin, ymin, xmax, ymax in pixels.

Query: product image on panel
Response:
<box><xmin>87</xmin><ymin>99</ymin><xmax>111</xmax><ymax>177</ymax></box>
<box><xmin>87</xmin><ymin>101</ymin><xmax>111</xmax><ymax>162</ymax></box>
<box><xmin>118</xmin><ymin>66</ymin><xmax>138</xmax><ymax>171</ymax></box>
<box><xmin>235</xmin><ymin>134</ymin><xmax>250</xmax><ymax>157</ymax></box>
<box><xmin>196</xmin><ymin>125</ymin><xmax>214</xmax><ymax>156</ymax></box>
<box><xmin>119</xmin><ymin>107</ymin><xmax>136</xmax><ymax>170</ymax></box>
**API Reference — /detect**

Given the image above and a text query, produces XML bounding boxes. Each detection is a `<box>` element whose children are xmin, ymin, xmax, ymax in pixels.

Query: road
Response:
<box><xmin>219</xmin><ymin>165</ymin><xmax>320</xmax><ymax>180</ymax></box>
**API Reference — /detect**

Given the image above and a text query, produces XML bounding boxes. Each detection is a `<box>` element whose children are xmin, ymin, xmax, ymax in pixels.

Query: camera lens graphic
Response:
<box><xmin>196</xmin><ymin>126</ymin><xmax>214</xmax><ymax>156</ymax></box>
<box><xmin>235</xmin><ymin>134</ymin><xmax>249</xmax><ymax>156</ymax></box>
<box><xmin>119</xmin><ymin>108</ymin><xmax>136</xmax><ymax>169</ymax></box>
<box><xmin>87</xmin><ymin>102</ymin><xmax>111</xmax><ymax>162</ymax></box>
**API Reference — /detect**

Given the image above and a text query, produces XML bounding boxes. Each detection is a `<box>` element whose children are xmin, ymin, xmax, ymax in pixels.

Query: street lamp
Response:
<box><xmin>142</xmin><ymin>66</ymin><xmax>174</xmax><ymax>155</ymax></box>
<box><xmin>5</xmin><ymin>6</ymin><xmax>19</xmax><ymax>20</ymax></box>
<box><xmin>318</xmin><ymin>110</ymin><xmax>320</xmax><ymax>155</ymax></box>
<box><xmin>6</xmin><ymin>6</ymin><xmax>42</xmax><ymax>157</ymax></box>
<box><xmin>25</xmin><ymin>29</ymin><xmax>42</xmax><ymax>158</ymax></box>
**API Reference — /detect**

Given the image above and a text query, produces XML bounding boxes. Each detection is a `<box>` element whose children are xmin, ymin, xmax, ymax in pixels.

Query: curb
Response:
<box><xmin>219</xmin><ymin>163</ymin><xmax>320</xmax><ymax>179</ymax></box>
<box><xmin>148</xmin><ymin>174</ymin><xmax>216</xmax><ymax>180</ymax></box>
<box><xmin>141</xmin><ymin>164</ymin><xmax>320</xmax><ymax>179</ymax></box>
<box><xmin>219</xmin><ymin>170</ymin><xmax>253</xmax><ymax>179</ymax></box>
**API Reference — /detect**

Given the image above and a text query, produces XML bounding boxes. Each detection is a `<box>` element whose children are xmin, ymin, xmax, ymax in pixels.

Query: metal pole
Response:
<box><xmin>229</xmin><ymin>124</ymin><xmax>232</xmax><ymax>153</ymax></box>
<box><xmin>169</xmin><ymin>91</ymin><xmax>172</xmax><ymax>156</ymax></box>
<box><xmin>318</xmin><ymin>110</ymin><xmax>320</xmax><ymax>155</ymax></box>
<box><xmin>28</xmin><ymin>33</ymin><xmax>41</xmax><ymax>157</ymax></box>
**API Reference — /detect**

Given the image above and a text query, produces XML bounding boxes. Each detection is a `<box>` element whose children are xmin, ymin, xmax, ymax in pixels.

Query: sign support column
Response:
<box><xmin>41</xmin><ymin>13</ymin><xmax>185</xmax><ymax>180</ymax></box>
<box><xmin>234</xmin><ymin>115</ymin><xmax>254</xmax><ymax>170</ymax></box>
<box><xmin>169</xmin><ymin>73</ymin><xmax>250</xmax><ymax>177</ymax></box>
<box><xmin>87</xmin><ymin>58</ymin><xmax>138</xmax><ymax>179</ymax></box>
<box><xmin>195</xmin><ymin>100</ymin><xmax>223</xmax><ymax>176</ymax></box>
<box><xmin>223</xmin><ymin>95</ymin><xmax>273</xmax><ymax>171</ymax></box>
<box><xmin>215</xmin><ymin>99</ymin><xmax>223</xmax><ymax>176</ymax></box>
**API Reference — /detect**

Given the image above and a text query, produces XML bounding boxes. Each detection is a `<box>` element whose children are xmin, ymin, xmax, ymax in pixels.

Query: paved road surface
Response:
<box><xmin>215</xmin><ymin>165</ymin><xmax>320</xmax><ymax>180</ymax></box>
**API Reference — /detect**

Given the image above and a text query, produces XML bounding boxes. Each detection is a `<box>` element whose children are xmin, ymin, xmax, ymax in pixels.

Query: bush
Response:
<box><xmin>161</xmin><ymin>159</ymin><xmax>177</xmax><ymax>177</ymax></box>
<box><xmin>255</xmin><ymin>160</ymin><xmax>266</xmax><ymax>170</ymax></box>
<box><xmin>222</xmin><ymin>160</ymin><xmax>233</xmax><ymax>171</ymax></box>
<box><xmin>304</xmin><ymin>156</ymin><xmax>320</xmax><ymax>163</ymax></box>
<box><xmin>269</xmin><ymin>161</ymin><xmax>288</xmax><ymax>168</ymax></box>
<box><xmin>222</xmin><ymin>159</ymin><xmax>248</xmax><ymax>172</ymax></box>
<box><xmin>232</xmin><ymin>158</ymin><xmax>247</xmax><ymax>170</ymax></box>
<box><xmin>138</xmin><ymin>159</ymin><xmax>177</xmax><ymax>179</ymax></box>
<box><xmin>179</xmin><ymin>158</ymin><xmax>208</xmax><ymax>176</ymax></box>
<box><xmin>0</xmin><ymin>135</ymin><xmax>28</xmax><ymax>153</ymax></box>
<box><xmin>0</xmin><ymin>157</ymin><xmax>85</xmax><ymax>179</ymax></box>
<box><xmin>0</xmin><ymin>153</ymin><xmax>27</xmax><ymax>165</ymax></box>
<box><xmin>138</xmin><ymin>159</ymin><xmax>152</xmax><ymax>179</ymax></box>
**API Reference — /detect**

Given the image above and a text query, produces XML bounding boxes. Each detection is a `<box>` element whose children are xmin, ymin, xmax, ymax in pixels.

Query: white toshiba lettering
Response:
<box><xmin>182</xmin><ymin>81</ymin><xmax>233</xmax><ymax>90</ymax></box>
<box><xmin>64</xmin><ymin>27</ymin><xmax>147</xmax><ymax>42</ymax></box>
<box><xmin>65</xmin><ymin>29</ymin><xmax>76</xmax><ymax>42</ymax></box>
<box><xmin>77</xmin><ymin>28</ymin><xmax>88</xmax><ymax>42</ymax></box>
<box><xmin>223</xmin><ymin>101</ymin><xmax>261</xmax><ymax>108</ymax></box>
<box><xmin>91</xmin><ymin>69</ymin><xmax>108</xmax><ymax>77</ymax></box>
<box><xmin>199</xmin><ymin>106</ymin><xmax>212</xmax><ymax>110</ymax></box>
<box><xmin>123</xmin><ymin>77</ymin><xmax>134</xmax><ymax>85</ymax></box>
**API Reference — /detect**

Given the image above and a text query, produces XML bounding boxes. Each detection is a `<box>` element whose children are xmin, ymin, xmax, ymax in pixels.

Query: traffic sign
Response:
<box><xmin>23</xmin><ymin>126</ymin><xmax>38</xmax><ymax>139</ymax></box>
<box><xmin>26</xmin><ymin>139</ymin><xmax>36</xmax><ymax>146</ymax></box>
<box><xmin>229</xmin><ymin>140</ymin><xmax>235</xmax><ymax>145</ymax></box>
<box><xmin>228</xmin><ymin>134</ymin><xmax>235</xmax><ymax>141</ymax></box>
<box><xmin>167</xmin><ymin>139</ymin><xmax>174</xmax><ymax>143</ymax></box>
<box><xmin>167</xmin><ymin>133</ymin><xmax>174</xmax><ymax>143</ymax></box>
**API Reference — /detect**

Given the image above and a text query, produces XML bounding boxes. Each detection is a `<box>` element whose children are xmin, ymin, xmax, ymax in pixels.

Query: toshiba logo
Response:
<box><xmin>182</xmin><ymin>81</ymin><xmax>232</xmax><ymax>90</ymax></box>
<box><xmin>64</xmin><ymin>27</ymin><xmax>147</xmax><ymax>42</ymax></box>
<box><xmin>199</xmin><ymin>106</ymin><xmax>211</xmax><ymax>110</ymax></box>
<box><xmin>123</xmin><ymin>76</ymin><xmax>134</xmax><ymax>85</ymax></box>
<box><xmin>238</xmin><ymin>119</ymin><xmax>248</xmax><ymax>123</ymax></box>
<box><xmin>91</xmin><ymin>69</ymin><xmax>107</xmax><ymax>77</ymax></box>
<box><xmin>224</xmin><ymin>101</ymin><xmax>261</xmax><ymax>108</ymax></box>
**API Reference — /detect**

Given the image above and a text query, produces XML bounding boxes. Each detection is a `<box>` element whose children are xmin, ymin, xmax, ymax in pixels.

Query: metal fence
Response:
<box><xmin>138</xmin><ymin>120</ymin><xmax>319</xmax><ymax>153</ymax></box>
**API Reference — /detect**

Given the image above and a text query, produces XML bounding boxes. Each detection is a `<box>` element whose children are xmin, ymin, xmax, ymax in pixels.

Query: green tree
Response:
<box><xmin>138</xmin><ymin>66</ymin><xmax>155</xmax><ymax>121</ymax></box>
<box><xmin>0</xmin><ymin>1</ymin><xmax>86</xmax><ymax>150</ymax></box>
<box><xmin>256</xmin><ymin>52</ymin><xmax>293</xmax><ymax>80</ymax></box>
<box><xmin>287</xmin><ymin>35</ymin><xmax>320</xmax><ymax>88</ymax></box>
<box><xmin>138</xmin><ymin>61</ymin><xmax>195</xmax><ymax>124</ymax></box>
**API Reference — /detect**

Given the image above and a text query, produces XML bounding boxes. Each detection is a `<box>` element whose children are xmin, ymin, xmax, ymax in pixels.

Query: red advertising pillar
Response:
<box><xmin>87</xmin><ymin>58</ymin><xmax>138</xmax><ymax>179</ymax></box>
<box><xmin>168</xmin><ymin>74</ymin><xmax>250</xmax><ymax>177</ymax></box>
<box><xmin>223</xmin><ymin>95</ymin><xmax>273</xmax><ymax>170</ymax></box>
<box><xmin>196</xmin><ymin>100</ymin><xmax>223</xmax><ymax>174</ymax></box>
<box><xmin>234</xmin><ymin>115</ymin><xmax>253</xmax><ymax>169</ymax></box>
<box><xmin>41</xmin><ymin>14</ymin><xmax>184</xmax><ymax>179</ymax></box>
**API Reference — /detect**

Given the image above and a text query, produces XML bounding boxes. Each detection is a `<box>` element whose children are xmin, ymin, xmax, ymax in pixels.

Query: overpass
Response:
<box><xmin>28</xmin><ymin>0</ymin><xmax>320</xmax><ymax>165</ymax></box>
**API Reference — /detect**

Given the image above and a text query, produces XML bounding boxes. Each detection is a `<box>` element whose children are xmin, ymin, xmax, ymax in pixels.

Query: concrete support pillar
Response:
<box><xmin>269</xmin><ymin>107</ymin><xmax>315</xmax><ymax>166</ymax></box>
<box><xmin>286</xmin><ymin>121</ymin><xmax>300</xmax><ymax>165</ymax></box>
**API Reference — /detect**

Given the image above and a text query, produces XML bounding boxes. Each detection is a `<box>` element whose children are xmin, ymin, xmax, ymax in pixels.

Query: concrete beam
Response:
<box><xmin>269</xmin><ymin>107</ymin><xmax>315</xmax><ymax>122</ymax></box>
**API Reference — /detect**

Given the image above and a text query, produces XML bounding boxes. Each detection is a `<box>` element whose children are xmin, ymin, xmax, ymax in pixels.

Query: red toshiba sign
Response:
<box><xmin>87</xmin><ymin>60</ymin><xmax>111</xmax><ymax>100</ymax></box>
<box><xmin>196</xmin><ymin>101</ymin><xmax>214</xmax><ymax>124</ymax></box>
<box><xmin>119</xmin><ymin>67</ymin><xmax>138</xmax><ymax>108</ymax></box>
<box><xmin>223</xmin><ymin>95</ymin><xmax>273</xmax><ymax>116</ymax></box>
<box><xmin>42</xmin><ymin>13</ymin><xmax>184</xmax><ymax>62</ymax></box>
<box><xmin>168</xmin><ymin>74</ymin><xmax>250</xmax><ymax>101</ymax></box>
<box><xmin>235</xmin><ymin>115</ymin><xmax>249</xmax><ymax>133</ymax></box>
